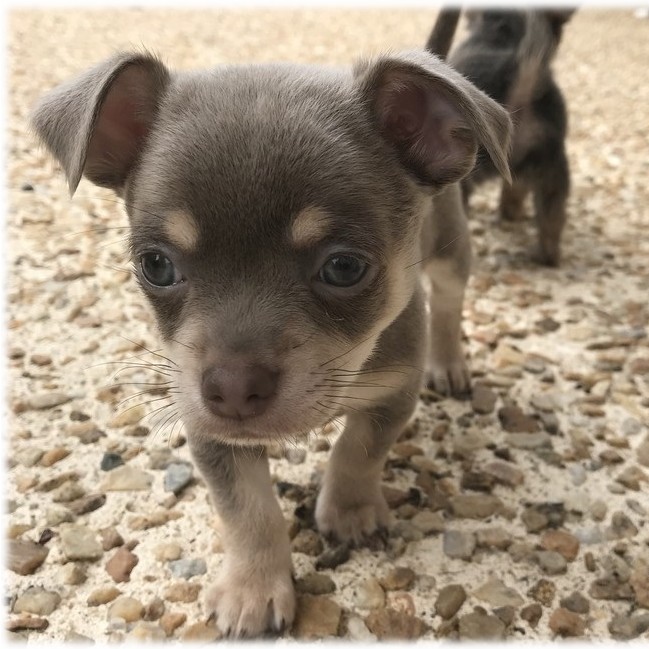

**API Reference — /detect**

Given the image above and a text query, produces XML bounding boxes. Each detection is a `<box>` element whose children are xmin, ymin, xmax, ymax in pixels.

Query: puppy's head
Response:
<box><xmin>31</xmin><ymin>50</ymin><xmax>510</xmax><ymax>445</ymax></box>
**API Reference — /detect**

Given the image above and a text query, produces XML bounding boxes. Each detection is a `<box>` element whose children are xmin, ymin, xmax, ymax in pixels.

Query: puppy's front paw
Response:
<box><xmin>426</xmin><ymin>357</ymin><xmax>471</xmax><ymax>398</ymax></box>
<box><xmin>315</xmin><ymin>485</ymin><xmax>391</xmax><ymax>545</ymax></box>
<box><xmin>207</xmin><ymin>564</ymin><xmax>295</xmax><ymax>638</ymax></box>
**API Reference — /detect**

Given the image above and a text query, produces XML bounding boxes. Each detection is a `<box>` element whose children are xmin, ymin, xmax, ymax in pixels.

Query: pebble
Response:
<box><xmin>160</xmin><ymin>611</ymin><xmax>187</xmax><ymax>636</ymax></box>
<box><xmin>293</xmin><ymin>595</ymin><xmax>341</xmax><ymax>639</ymax></box>
<box><xmin>67</xmin><ymin>493</ymin><xmax>107</xmax><ymax>516</ymax></box>
<box><xmin>435</xmin><ymin>584</ymin><xmax>466</xmax><ymax>619</ymax></box>
<box><xmin>540</xmin><ymin>529</ymin><xmax>580</xmax><ymax>561</ymax></box>
<box><xmin>449</xmin><ymin>494</ymin><xmax>502</xmax><ymax>519</ymax></box>
<box><xmin>506</xmin><ymin>432</ymin><xmax>552</xmax><ymax>448</ymax></box>
<box><xmin>636</xmin><ymin>436</ymin><xmax>649</xmax><ymax>466</ymax></box>
<box><xmin>27</xmin><ymin>391</ymin><xmax>72</xmax><ymax>410</ymax></box>
<box><xmin>168</xmin><ymin>558</ymin><xmax>207</xmax><ymax>579</ymax></box>
<box><xmin>471</xmin><ymin>384</ymin><xmax>497</xmax><ymax>414</ymax></box>
<box><xmin>106</xmin><ymin>546</ymin><xmax>139</xmax><ymax>582</ymax></box>
<box><xmin>536</xmin><ymin>550</ymin><xmax>568</xmax><ymax>575</ymax></box>
<box><xmin>443</xmin><ymin>530</ymin><xmax>476</xmax><ymax>560</ymax></box>
<box><xmin>483</xmin><ymin>461</ymin><xmax>524</xmax><ymax>487</ymax></box>
<box><xmin>475</xmin><ymin>526</ymin><xmax>513</xmax><ymax>550</ymax></box>
<box><xmin>411</xmin><ymin>510</ymin><xmax>445</xmax><ymax>534</ymax></box>
<box><xmin>154</xmin><ymin>542</ymin><xmax>182</xmax><ymax>562</ymax></box>
<box><xmin>296</xmin><ymin>572</ymin><xmax>336</xmax><ymax>596</ymax></box>
<box><xmin>560</xmin><ymin>591</ymin><xmax>590</xmax><ymax>614</ymax></box>
<box><xmin>40</xmin><ymin>447</ymin><xmax>71</xmax><ymax>467</ymax></box>
<box><xmin>608</xmin><ymin>613</ymin><xmax>649</xmax><ymax>640</ymax></box>
<box><xmin>458</xmin><ymin>610</ymin><xmax>505</xmax><ymax>640</ymax></box>
<box><xmin>59</xmin><ymin>524</ymin><xmax>103</xmax><ymax>561</ymax></box>
<box><xmin>164</xmin><ymin>462</ymin><xmax>193</xmax><ymax>494</ymax></box>
<box><xmin>100</xmin><ymin>452</ymin><xmax>124</xmax><ymax>471</ymax></box>
<box><xmin>346</xmin><ymin>615</ymin><xmax>376</xmax><ymax>640</ymax></box>
<box><xmin>285</xmin><ymin>447</ymin><xmax>307</xmax><ymax>464</ymax></box>
<box><xmin>164</xmin><ymin>582</ymin><xmax>201</xmax><ymax>603</ymax></box>
<box><xmin>590</xmin><ymin>500</ymin><xmax>607</xmax><ymax>521</ymax></box>
<box><xmin>15</xmin><ymin>447</ymin><xmax>44</xmax><ymax>467</ymax></box>
<box><xmin>126</xmin><ymin>622</ymin><xmax>166</xmax><ymax>642</ymax></box>
<box><xmin>521</xmin><ymin>603</ymin><xmax>543</xmax><ymax>628</ymax></box>
<box><xmin>498</xmin><ymin>406</ymin><xmax>540</xmax><ymax>433</ymax></box>
<box><xmin>87</xmin><ymin>586</ymin><xmax>121</xmax><ymax>606</ymax></box>
<box><xmin>315</xmin><ymin>543</ymin><xmax>350</xmax><ymax>570</ymax></box>
<box><xmin>589</xmin><ymin>576</ymin><xmax>634</xmax><ymax>601</ymax></box>
<box><xmin>616</xmin><ymin>465</ymin><xmax>648</xmax><ymax>491</ymax></box>
<box><xmin>7</xmin><ymin>615</ymin><xmax>49</xmax><ymax>632</ymax></box>
<box><xmin>101</xmin><ymin>465</ymin><xmax>153</xmax><ymax>491</ymax></box>
<box><xmin>607</xmin><ymin>511</ymin><xmax>638</xmax><ymax>538</ymax></box>
<box><xmin>291</xmin><ymin>529</ymin><xmax>324</xmax><ymax>556</ymax></box>
<box><xmin>549</xmin><ymin>607</ymin><xmax>586</xmax><ymax>637</ymax></box>
<box><xmin>60</xmin><ymin>562</ymin><xmax>87</xmax><ymax>585</ymax></box>
<box><xmin>100</xmin><ymin>527</ymin><xmax>124</xmax><ymax>551</ymax></box>
<box><xmin>52</xmin><ymin>481</ymin><xmax>86</xmax><ymax>503</ymax></box>
<box><xmin>181</xmin><ymin>620</ymin><xmax>221</xmax><ymax>641</ymax></box>
<box><xmin>391</xmin><ymin>520</ymin><xmax>424</xmax><ymax>543</ymax></box>
<box><xmin>143</xmin><ymin>597</ymin><xmax>165</xmax><ymax>621</ymax></box>
<box><xmin>569</xmin><ymin>464</ymin><xmax>587</xmax><ymax>486</ymax></box>
<box><xmin>574</xmin><ymin>525</ymin><xmax>604</xmax><ymax>545</ymax></box>
<box><xmin>13</xmin><ymin>587</ymin><xmax>61</xmax><ymax>615</ymax></box>
<box><xmin>8</xmin><ymin>539</ymin><xmax>49</xmax><ymax>575</ymax></box>
<box><xmin>630</xmin><ymin>560</ymin><xmax>649</xmax><ymax>607</ymax></box>
<box><xmin>365</xmin><ymin>607</ymin><xmax>428</xmax><ymax>640</ymax></box>
<box><xmin>473</xmin><ymin>578</ymin><xmax>524</xmax><ymax>608</ymax></box>
<box><xmin>528</xmin><ymin>579</ymin><xmax>556</xmax><ymax>606</ymax></box>
<box><xmin>148</xmin><ymin>448</ymin><xmax>174</xmax><ymax>470</ymax></box>
<box><xmin>380</xmin><ymin>566</ymin><xmax>416</xmax><ymax>591</ymax></box>
<box><xmin>108</xmin><ymin>405</ymin><xmax>146</xmax><ymax>428</ymax></box>
<box><xmin>108</xmin><ymin>596</ymin><xmax>145</xmax><ymax>622</ymax></box>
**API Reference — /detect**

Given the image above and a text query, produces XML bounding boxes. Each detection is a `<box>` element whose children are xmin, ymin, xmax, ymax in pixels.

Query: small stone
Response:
<box><xmin>13</xmin><ymin>587</ymin><xmax>61</xmax><ymax>615</ymax></box>
<box><xmin>164</xmin><ymin>462</ymin><xmax>193</xmax><ymax>494</ymax></box>
<box><xmin>160</xmin><ymin>612</ymin><xmax>187</xmax><ymax>636</ymax></box>
<box><xmin>365</xmin><ymin>607</ymin><xmax>428</xmax><ymax>640</ymax></box>
<box><xmin>109</xmin><ymin>596</ymin><xmax>145</xmax><ymax>622</ymax></box>
<box><xmin>616</xmin><ymin>465</ymin><xmax>648</xmax><ymax>491</ymax></box>
<box><xmin>355</xmin><ymin>578</ymin><xmax>385</xmax><ymax>609</ymax></box>
<box><xmin>528</xmin><ymin>579</ymin><xmax>556</xmax><ymax>607</ymax></box>
<box><xmin>101</xmin><ymin>465</ymin><xmax>153</xmax><ymax>491</ymax></box>
<box><xmin>474</xmin><ymin>577</ymin><xmax>524</xmax><ymax>608</ymax></box>
<box><xmin>59</xmin><ymin>524</ymin><xmax>103</xmax><ymax>561</ymax></box>
<box><xmin>475</xmin><ymin>527</ymin><xmax>512</xmax><ymax>550</ymax></box>
<box><xmin>40</xmin><ymin>447</ymin><xmax>70</xmax><ymax>467</ymax></box>
<box><xmin>435</xmin><ymin>584</ymin><xmax>466</xmax><ymax>619</ymax></box>
<box><xmin>506</xmin><ymin>432</ymin><xmax>552</xmax><ymax>448</ymax></box>
<box><xmin>7</xmin><ymin>523</ymin><xmax>32</xmax><ymax>539</ymax></box>
<box><xmin>536</xmin><ymin>550</ymin><xmax>568</xmax><ymax>575</ymax></box>
<box><xmin>143</xmin><ymin>597</ymin><xmax>165</xmax><ymax>621</ymax></box>
<box><xmin>630</xmin><ymin>559</ymin><xmax>649</xmax><ymax>608</ymax></box>
<box><xmin>391</xmin><ymin>520</ymin><xmax>424</xmax><ymax>543</ymax></box>
<box><xmin>471</xmin><ymin>384</ymin><xmax>497</xmax><ymax>414</ymax></box>
<box><xmin>181</xmin><ymin>620</ymin><xmax>221</xmax><ymax>642</ymax></box>
<box><xmin>346</xmin><ymin>615</ymin><xmax>376</xmax><ymax>640</ymax></box>
<box><xmin>126</xmin><ymin>622</ymin><xmax>166</xmax><ymax>642</ymax></box>
<box><xmin>148</xmin><ymin>448</ymin><xmax>173</xmax><ymax>470</ymax></box>
<box><xmin>106</xmin><ymin>546</ymin><xmax>138</xmax><ymax>582</ymax></box>
<box><xmin>52</xmin><ymin>481</ymin><xmax>86</xmax><ymax>503</ymax></box>
<box><xmin>87</xmin><ymin>586</ymin><xmax>121</xmax><ymax>606</ymax></box>
<box><xmin>27</xmin><ymin>391</ymin><xmax>72</xmax><ymax>410</ymax></box>
<box><xmin>449</xmin><ymin>494</ymin><xmax>502</xmax><ymax>519</ymax></box>
<box><xmin>295</xmin><ymin>573</ymin><xmax>336</xmax><ymax>596</ymax></box>
<box><xmin>569</xmin><ymin>464</ymin><xmax>587</xmax><ymax>486</ymax></box>
<box><xmin>60</xmin><ymin>562</ymin><xmax>87</xmax><ymax>585</ymax></box>
<box><xmin>154</xmin><ymin>542</ymin><xmax>182</xmax><ymax>562</ymax></box>
<box><xmin>590</xmin><ymin>500</ymin><xmax>608</xmax><ymax>521</ymax></box>
<box><xmin>521</xmin><ymin>603</ymin><xmax>543</xmax><ymax>628</ymax></box>
<box><xmin>411</xmin><ymin>510</ymin><xmax>445</xmax><ymax>535</ymax></box>
<box><xmin>549</xmin><ymin>608</ymin><xmax>586</xmax><ymax>637</ymax></box>
<box><xmin>285</xmin><ymin>447</ymin><xmax>307</xmax><ymax>464</ymax></box>
<box><xmin>498</xmin><ymin>406</ymin><xmax>540</xmax><ymax>433</ymax></box>
<box><xmin>100</xmin><ymin>452</ymin><xmax>124</xmax><ymax>472</ymax></box>
<box><xmin>458</xmin><ymin>610</ymin><xmax>505</xmax><ymax>640</ymax></box>
<box><xmin>483</xmin><ymin>460</ymin><xmax>524</xmax><ymax>487</ymax></box>
<box><xmin>589</xmin><ymin>576</ymin><xmax>634</xmax><ymax>601</ymax></box>
<box><xmin>315</xmin><ymin>543</ymin><xmax>350</xmax><ymax>570</ymax></box>
<box><xmin>380</xmin><ymin>566</ymin><xmax>416</xmax><ymax>591</ymax></box>
<box><xmin>15</xmin><ymin>448</ymin><xmax>44</xmax><ymax>467</ymax></box>
<box><xmin>443</xmin><ymin>530</ymin><xmax>476</xmax><ymax>560</ymax></box>
<box><xmin>8</xmin><ymin>540</ymin><xmax>49</xmax><ymax>575</ymax></box>
<box><xmin>168</xmin><ymin>558</ymin><xmax>207</xmax><ymax>579</ymax></box>
<box><xmin>574</xmin><ymin>525</ymin><xmax>605</xmax><ymax>545</ymax></box>
<box><xmin>67</xmin><ymin>493</ymin><xmax>106</xmax><ymax>516</ymax></box>
<box><xmin>291</xmin><ymin>529</ymin><xmax>324</xmax><ymax>556</ymax></box>
<box><xmin>100</xmin><ymin>527</ymin><xmax>124</xmax><ymax>551</ymax></box>
<box><xmin>560</xmin><ymin>592</ymin><xmax>590</xmax><ymax>614</ymax></box>
<box><xmin>108</xmin><ymin>405</ymin><xmax>146</xmax><ymax>428</ymax></box>
<box><xmin>540</xmin><ymin>530</ymin><xmax>580</xmax><ymax>561</ymax></box>
<box><xmin>508</xmin><ymin>541</ymin><xmax>536</xmax><ymax>563</ymax></box>
<box><xmin>636</xmin><ymin>436</ymin><xmax>649</xmax><ymax>467</ymax></box>
<box><xmin>293</xmin><ymin>595</ymin><xmax>341</xmax><ymax>639</ymax></box>
<box><xmin>494</xmin><ymin>606</ymin><xmax>516</xmax><ymax>627</ymax></box>
<box><xmin>607</xmin><ymin>511</ymin><xmax>639</xmax><ymax>539</ymax></box>
<box><xmin>7</xmin><ymin>615</ymin><xmax>49</xmax><ymax>632</ymax></box>
<box><xmin>164</xmin><ymin>582</ymin><xmax>201</xmax><ymax>603</ymax></box>
<box><xmin>460</xmin><ymin>471</ymin><xmax>494</xmax><ymax>492</ymax></box>
<box><xmin>608</xmin><ymin>613</ymin><xmax>649</xmax><ymax>640</ymax></box>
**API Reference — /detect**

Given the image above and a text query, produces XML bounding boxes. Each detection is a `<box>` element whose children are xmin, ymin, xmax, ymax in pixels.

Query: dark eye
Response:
<box><xmin>319</xmin><ymin>255</ymin><xmax>367</xmax><ymax>288</ymax></box>
<box><xmin>140</xmin><ymin>252</ymin><xmax>182</xmax><ymax>287</ymax></box>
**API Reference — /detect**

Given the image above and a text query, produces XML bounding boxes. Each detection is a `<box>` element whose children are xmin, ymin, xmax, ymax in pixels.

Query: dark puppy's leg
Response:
<box><xmin>532</xmin><ymin>143</ymin><xmax>570</xmax><ymax>266</ymax></box>
<box><xmin>189</xmin><ymin>438</ymin><xmax>294</xmax><ymax>637</ymax></box>
<box><xmin>500</xmin><ymin>177</ymin><xmax>529</xmax><ymax>221</ymax></box>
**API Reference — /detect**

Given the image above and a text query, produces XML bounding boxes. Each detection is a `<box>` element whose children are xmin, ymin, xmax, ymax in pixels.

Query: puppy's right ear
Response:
<box><xmin>30</xmin><ymin>52</ymin><xmax>169</xmax><ymax>195</ymax></box>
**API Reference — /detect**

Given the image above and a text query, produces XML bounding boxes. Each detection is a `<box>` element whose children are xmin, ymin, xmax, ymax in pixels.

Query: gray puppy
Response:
<box><xmin>31</xmin><ymin>49</ymin><xmax>511</xmax><ymax>636</ymax></box>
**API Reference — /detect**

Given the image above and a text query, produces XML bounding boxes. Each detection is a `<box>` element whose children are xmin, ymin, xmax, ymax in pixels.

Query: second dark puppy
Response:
<box><xmin>428</xmin><ymin>9</ymin><xmax>574</xmax><ymax>266</ymax></box>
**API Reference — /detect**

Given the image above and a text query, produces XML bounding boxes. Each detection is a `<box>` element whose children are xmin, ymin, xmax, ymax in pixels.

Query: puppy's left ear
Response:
<box><xmin>355</xmin><ymin>50</ymin><xmax>512</xmax><ymax>187</ymax></box>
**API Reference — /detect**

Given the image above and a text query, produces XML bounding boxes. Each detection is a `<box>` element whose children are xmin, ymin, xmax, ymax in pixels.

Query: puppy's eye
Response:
<box><xmin>140</xmin><ymin>252</ymin><xmax>182</xmax><ymax>287</ymax></box>
<box><xmin>319</xmin><ymin>255</ymin><xmax>367</xmax><ymax>288</ymax></box>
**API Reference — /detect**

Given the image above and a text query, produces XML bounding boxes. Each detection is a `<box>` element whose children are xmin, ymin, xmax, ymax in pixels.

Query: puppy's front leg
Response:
<box><xmin>188</xmin><ymin>437</ymin><xmax>294</xmax><ymax>637</ymax></box>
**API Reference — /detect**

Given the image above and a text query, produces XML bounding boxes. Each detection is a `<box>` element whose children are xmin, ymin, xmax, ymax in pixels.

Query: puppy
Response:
<box><xmin>428</xmin><ymin>9</ymin><xmax>574</xmax><ymax>266</ymax></box>
<box><xmin>31</xmin><ymin>49</ymin><xmax>511</xmax><ymax>636</ymax></box>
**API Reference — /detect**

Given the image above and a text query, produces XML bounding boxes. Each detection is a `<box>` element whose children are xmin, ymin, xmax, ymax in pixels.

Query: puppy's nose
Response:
<box><xmin>201</xmin><ymin>365</ymin><xmax>279</xmax><ymax>420</ymax></box>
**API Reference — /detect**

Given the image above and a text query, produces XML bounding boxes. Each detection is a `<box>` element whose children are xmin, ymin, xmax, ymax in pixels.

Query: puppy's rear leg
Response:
<box><xmin>189</xmin><ymin>438</ymin><xmax>294</xmax><ymax>638</ymax></box>
<box><xmin>533</xmin><ymin>145</ymin><xmax>570</xmax><ymax>266</ymax></box>
<box><xmin>500</xmin><ymin>178</ymin><xmax>529</xmax><ymax>221</ymax></box>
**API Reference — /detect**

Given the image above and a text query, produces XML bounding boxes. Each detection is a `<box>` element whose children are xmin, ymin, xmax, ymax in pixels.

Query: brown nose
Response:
<box><xmin>201</xmin><ymin>364</ymin><xmax>279</xmax><ymax>420</ymax></box>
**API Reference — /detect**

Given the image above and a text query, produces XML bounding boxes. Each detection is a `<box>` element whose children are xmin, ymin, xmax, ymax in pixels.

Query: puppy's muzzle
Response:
<box><xmin>201</xmin><ymin>364</ymin><xmax>279</xmax><ymax>420</ymax></box>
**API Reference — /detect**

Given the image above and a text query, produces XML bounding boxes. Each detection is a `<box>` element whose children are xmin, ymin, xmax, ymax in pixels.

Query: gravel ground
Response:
<box><xmin>6</xmin><ymin>7</ymin><xmax>649</xmax><ymax>643</ymax></box>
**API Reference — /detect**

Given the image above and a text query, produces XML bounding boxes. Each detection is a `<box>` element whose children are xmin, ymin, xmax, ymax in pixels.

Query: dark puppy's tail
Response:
<box><xmin>425</xmin><ymin>8</ymin><xmax>461</xmax><ymax>60</ymax></box>
<box><xmin>509</xmin><ymin>10</ymin><xmax>575</xmax><ymax>109</ymax></box>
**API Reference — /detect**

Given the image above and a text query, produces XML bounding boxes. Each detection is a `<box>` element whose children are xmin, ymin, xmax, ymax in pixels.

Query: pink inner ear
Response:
<box><xmin>381</xmin><ymin>83</ymin><xmax>428</xmax><ymax>141</ymax></box>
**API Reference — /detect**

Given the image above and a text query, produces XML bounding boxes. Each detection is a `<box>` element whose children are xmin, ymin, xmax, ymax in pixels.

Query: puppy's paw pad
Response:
<box><xmin>426</xmin><ymin>359</ymin><xmax>471</xmax><ymax>398</ymax></box>
<box><xmin>207</xmin><ymin>569</ymin><xmax>295</xmax><ymax>638</ymax></box>
<box><xmin>315</xmin><ymin>491</ymin><xmax>390</xmax><ymax>545</ymax></box>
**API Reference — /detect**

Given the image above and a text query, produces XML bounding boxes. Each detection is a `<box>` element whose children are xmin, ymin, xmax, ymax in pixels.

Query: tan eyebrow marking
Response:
<box><xmin>164</xmin><ymin>209</ymin><xmax>199</xmax><ymax>252</ymax></box>
<box><xmin>290</xmin><ymin>207</ymin><xmax>333</xmax><ymax>248</ymax></box>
